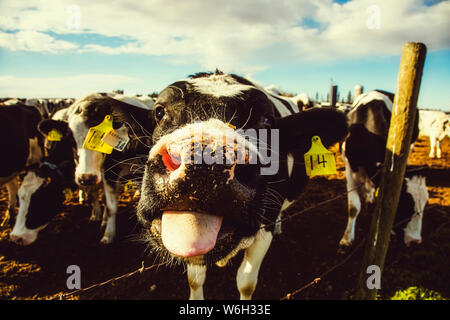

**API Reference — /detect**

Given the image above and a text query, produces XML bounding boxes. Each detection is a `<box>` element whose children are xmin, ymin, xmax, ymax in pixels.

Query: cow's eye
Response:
<box><xmin>155</xmin><ymin>106</ymin><xmax>165</xmax><ymax>121</ymax></box>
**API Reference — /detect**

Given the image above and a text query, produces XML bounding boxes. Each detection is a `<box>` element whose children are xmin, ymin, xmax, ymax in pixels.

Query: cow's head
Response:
<box><xmin>10</xmin><ymin>120</ymin><xmax>76</xmax><ymax>245</ymax></box>
<box><xmin>67</xmin><ymin>94</ymin><xmax>154</xmax><ymax>187</ymax></box>
<box><xmin>137</xmin><ymin>71</ymin><xmax>348</xmax><ymax>265</ymax></box>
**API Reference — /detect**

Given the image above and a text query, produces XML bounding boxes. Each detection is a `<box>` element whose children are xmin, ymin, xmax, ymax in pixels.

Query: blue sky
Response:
<box><xmin>0</xmin><ymin>0</ymin><xmax>449</xmax><ymax>110</ymax></box>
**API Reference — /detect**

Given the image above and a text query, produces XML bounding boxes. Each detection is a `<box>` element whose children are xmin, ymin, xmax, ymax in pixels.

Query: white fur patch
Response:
<box><xmin>274</xmin><ymin>199</ymin><xmax>294</xmax><ymax>235</ymax></box>
<box><xmin>403</xmin><ymin>176</ymin><xmax>429</xmax><ymax>246</ymax></box>
<box><xmin>26</xmin><ymin>137</ymin><xmax>43</xmax><ymax>166</ymax></box>
<box><xmin>10</xmin><ymin>171</ymin><xmax>46</xmax><ymax>245</ymax></box>
<box><xmin>68</xmin><ymin>113</ymin><xmax>104</xmax><ymax>184</ymax></box>
<box><xmin>290</xmin><ymin>93</ymin><xmax>310</xmax><ymax>108</ymax></box>
<box><xmin>101</xmin><ymin>180</ymin><xmax>118</xmax><ymax>243</ymax></box>
<box><xmin>111</xmin><ymin>94</ymin><xmax>153</xmax><ymax>110</ymax></box>
<box><xmin>351</xmin><ymin>91</ymin><xmax>393</xmax><ymax>113</ymax></box>
<box><xmin>236</xmin><ymin>229</ymin><xmax>273</xmax><ymax>300</ymax></box>
<box><xmin>287</xmin><ymin>153</ymin><xmax>294</xmax><ymax>177</ymax></box>
<box><xmin>187</xmin><ymin>264</ymin><xmax>207</xmax><ymax>300</ymax></box>
<box><xmin>188</xmin><ymin>75</ymin><xmax>252</xmax><ymax>98</ymax></box>
<box><xmin>188</xmin><ymin>74</ymin><xmax>296</xmax><ymax>117</ymax></box>
<box><xmin>340</xmin><ymin>156</ymin><xmax>362</xmax><ymax>246</ymax></box>
<box><xmin>51</xmin><ymin>106</ymin><xmax>70</xmax><ymax>121</ymax></box>
<box><xmin>215</xmin><ymin>235</ymin><xmax>256</xmax><ymax>268</ymax></box>
<box><xmin>263</xmin><ymin>92</ymin><xmax>295</xmax><ymax>117</ymax></box>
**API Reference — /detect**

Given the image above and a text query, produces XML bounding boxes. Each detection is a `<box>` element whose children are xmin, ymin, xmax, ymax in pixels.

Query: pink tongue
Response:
<box><xmin>161</xmin><ymin>211</ymin><xmax>223</xmax><ymax>257</ymax></box>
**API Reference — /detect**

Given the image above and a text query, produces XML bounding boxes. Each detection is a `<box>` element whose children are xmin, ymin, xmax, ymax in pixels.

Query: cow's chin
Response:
<box><xmin>140</xmin><ymin>167</ymin><xmax>270</xmax><ymax>265</ymax></box>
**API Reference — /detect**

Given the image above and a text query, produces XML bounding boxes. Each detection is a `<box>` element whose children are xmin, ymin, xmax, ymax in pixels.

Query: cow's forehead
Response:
<box><xmin>187</xmin><ymin>74</ymin><xmax>253</xmax><ymax>98</ymax></box>
<box><xmin>160</xmin><ymin>73</ymin><xmax>256</xmax><ymax>99</ymax></box>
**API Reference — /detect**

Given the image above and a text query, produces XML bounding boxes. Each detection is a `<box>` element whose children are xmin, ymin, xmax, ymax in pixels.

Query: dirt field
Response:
<box><xmin>0</xmin><ymin>136</ymin><xmax>448</xmax><ymax>300</ymax></box>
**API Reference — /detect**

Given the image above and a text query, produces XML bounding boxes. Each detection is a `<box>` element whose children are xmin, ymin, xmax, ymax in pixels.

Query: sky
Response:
<box><xmin>0</xmin><ymin>0</ymin><xmax>449</xmax><ymax>110</ymax></box>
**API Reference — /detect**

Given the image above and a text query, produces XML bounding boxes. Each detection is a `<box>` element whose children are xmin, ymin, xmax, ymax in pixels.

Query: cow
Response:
<box><xmin>417</xmin><ymin>110</ymin><xmax>450</xmax><ymax>159</ymax></box>
<box><xmin>110</xmin><ymin>94</ymin><xmax>155</xmax><ymax>110</ymax></box>
<box><xmin>0</xmin><ymin>102</ymin><xmax>43</xmax><ymax>227</ymax></box>
<box><xmin>25</xmin><ymin>98</ymin><xmax>51</xmax><ymax>119</ymax></box>
<box><xmin>136</xmin><ymin>70</ymin><xmax>348</xmax><ymax>299</ymax></box>
<box><xmin>265</xmin><ymin>85</ymin><xmax>312</xmax><ymax>110</ymax></box>
<box><xmin>339</xmin><ymin>90</ymin><xmax>427</xmax><ymax>248</ymax></box>
<box><xmin>137</xmin><ymin>95</ymin><xmax>156</xmax><ymax>110</ymax></box>
<box><xmin>291</xmin><ymin>93</ymin><xmax>313</xmax><ymax>110</ymax></box>
<box><xmin>9</xmin><ymin>119</ymin><xmax>77</xmax><ymax>245</ymax></box>
<box><xmin>67</xmin><ymin>93</ymin><xmax>154</xmax><ymax>243</ymax></box>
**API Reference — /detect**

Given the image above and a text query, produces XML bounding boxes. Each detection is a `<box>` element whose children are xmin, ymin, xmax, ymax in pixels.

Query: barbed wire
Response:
<box><xmin>259</xmin><ymin>167</ymin><xmax>384</xmax><ymax>232</ymax></box>
<box><xmin>52</xmin><ymin>261</ymin><xmax>167</xmax><ymax>300</ymax></box>
<box><xmin>280</xmin><ymin>203</ymin><xmax>440</xmax><ymax>300</ymax></box>
<box><xmin>50</xmin><ymin>168</ymin><xmax>383</xmax><ymax>300</ymax></box>
<box><xmin>9</xmin><ymin>162</ymin><xmax>433</xmax><ymax>300</ymax></box>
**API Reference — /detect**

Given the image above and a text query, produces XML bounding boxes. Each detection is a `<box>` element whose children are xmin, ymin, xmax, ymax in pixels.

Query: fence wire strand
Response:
<box><xmin>280</xmin><ymin>203</ymin><xmax>439</xmax><ymax>300</ymax></box>
<box><xmin>53</xmin><ymin>261</ymin><xmax>167</xmax><ymax>300</ymax></box>
<box><xmin>47</xmin><ymin>165</ymin><xmax>433</xmax><ymax>300</ymax></box>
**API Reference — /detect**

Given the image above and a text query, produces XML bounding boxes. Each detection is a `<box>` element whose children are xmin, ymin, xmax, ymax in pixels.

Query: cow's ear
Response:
<box><xmin>274</xmin><ymin>108</ymin><xmax>348</xmax><ymax>152</ymax></box>
<box><xmin>38</xmin><ymin>119</ymin><xmax>70</xmax><ymax>137</ymax></box>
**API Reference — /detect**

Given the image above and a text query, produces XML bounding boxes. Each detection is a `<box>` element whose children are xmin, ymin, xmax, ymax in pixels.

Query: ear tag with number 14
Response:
<box><xmin>304</xmin><ymin>135</ymin><xmax>337</xmax><ymax>177</ymax></box>
<box><xmin>82</xmin><ymin>115</ymin><xmax>114</xmax><ymax>154</ymax></box>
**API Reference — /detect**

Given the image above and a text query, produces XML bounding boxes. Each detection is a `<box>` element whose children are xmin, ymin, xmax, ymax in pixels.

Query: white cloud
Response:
<box><xmin>0</xmin><ymin>30</ymin><xmax>77</xmax><ymax>53</ymax></box>
<box><xmin>0</xmin><ymin>0</ymin><xmax>448</xmax><ymax>72</ymax></box>
<box><xmin>0</xmin><ymin>74</ymin><xmax>138</xmax><ymax>98</ymax></box>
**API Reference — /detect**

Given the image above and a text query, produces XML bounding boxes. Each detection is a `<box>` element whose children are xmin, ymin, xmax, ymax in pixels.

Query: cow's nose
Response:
<box><xmin>159</xmin><ymin>138</ymin><xmax>249</xmax><ymax>171</ymax></box>
<box><xmin>10</xmin><ymin>234</ymin><xmax>26</xmax><ymax>246</ymax></box>
<box><xmin>78</xmin><ymin>174</ymin><xmax>98</xmax><ymax>186</ymax></box>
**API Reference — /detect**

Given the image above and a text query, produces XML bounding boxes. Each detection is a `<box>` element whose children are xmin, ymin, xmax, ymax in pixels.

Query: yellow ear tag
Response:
<box><xmin>123</xmin><ymin>180</ymin><xmax>135</xmax><ymax>194</ymax></box>
<box><xmin>102</xmin><ymin>125</ymin><xmax>130</xmax><ymax>152</ymax></box>
<box><xmin>304</xmin><ymin>136</ymin><xmax>337</xmax><ymax>177</ymax></box>
<box><xmin>48</xmin><ymin>129</ymin><xmax>63</xmax><ymax>141</ymax></box>
<box><xmin>63</xmin><ymin>188</ymin><xmax>73</xmax><ymax>201</ymax></box>
<box><xmin>82</xmin><ymin>115</ymin><xmax>114</xmax><ymax>154</ymax></box>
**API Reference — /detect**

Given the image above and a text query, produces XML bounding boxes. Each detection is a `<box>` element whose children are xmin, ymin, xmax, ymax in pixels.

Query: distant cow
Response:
<box><xmin>290</xmin><ymin>93</ymin><xmax>313</xmax><ymax>110</ymax></box>
<box><xmin>0</xmin><ymin>102</ymin><xmax>43</xmax><ymax>226</ymax></box>
<box><xmin>418</xmin><ymin>110</ymin><xmax>449</xmax><ymax>158</ymax></box>
<box><xmin>265</xmin><ymin>85</ymin><xmax>312</xmax><ymax>110</ymax></box>
<box><xmin>339</xmin><ymin>90</ymin><xmax>427</xmax><ymax>247</ymax></box>
<box><xmin>10</xmin><ymin>119</ymin><xmax>77</xmax><ymax>245</ymax></box>
<box><xmin>137</xmin><ymin>70</ymin><xmax>348</xmax><ymax>299</ymax></box>
<box><xmin>67</xmin><ymin>93</ymin><xmax>154</xmax><ymax>243</ymax></box>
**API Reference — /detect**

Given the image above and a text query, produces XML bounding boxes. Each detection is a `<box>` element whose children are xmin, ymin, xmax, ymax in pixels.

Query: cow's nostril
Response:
<box><xmin>10</xmin><ymin>235</ymin><xmax>24</xmax><ymax>245</ymax></box>
<box><xmin>160</xmin><ymin>147</ymin><xmax>181</xmax><ymax>171</ymax></box>
<box><xmin>79</xmin><ymin>174</ymin><xmax>97</xmax><ymax>186</ymax></box>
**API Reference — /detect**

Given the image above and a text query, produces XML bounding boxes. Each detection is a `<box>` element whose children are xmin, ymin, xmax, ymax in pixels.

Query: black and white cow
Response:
<box><xmin>339</xmin><ymin>90</ymin><xmax>428</xmax><ymax>247</ymax></box>
<box><xmin>265</xmin><ymin>85</ymin><xmax>312</xmax><ymax>110</ymax></box>
<box><xmin>0</xmin><ymin>102</ymin><xmax>43</xmax><ymax>226</ymax></box>
<box><xmin>9</xmin><ymin>119</ymin><xmax>77</xmax><ymax>245</ymax></box>
<box><xmin>137</xmin><ymin>70</ymin><xmax>348</xmax><ymax>299</ymax></box>
<box><xmin>67</xmin><ymin>93</ymin><xmax>154</xmax><ymax>243</ymax></box>
<box><xmin>417</xmin><ymin>110</ymin><xmax>449</xmax><ymax>159</ymax></box>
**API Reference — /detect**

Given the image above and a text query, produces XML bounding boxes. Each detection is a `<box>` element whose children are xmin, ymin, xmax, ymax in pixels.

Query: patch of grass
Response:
<box><xmin>389</xmin><ymin>286</ymin><xmax>447</xmax><ymax>300</ymax></box>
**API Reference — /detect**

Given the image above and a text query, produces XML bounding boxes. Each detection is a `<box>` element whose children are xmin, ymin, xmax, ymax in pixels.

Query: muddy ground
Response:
<box><xmin>0</xmin><ymin>136</ymin><xmax>448</xmax><ymax>300</ymax></box>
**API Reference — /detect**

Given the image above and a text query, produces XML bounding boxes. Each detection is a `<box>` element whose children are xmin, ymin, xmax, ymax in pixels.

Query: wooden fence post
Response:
<box><xmin>354</xmin><ymin>42</ymin><xmax>427</xmax><ymax>300</ymax></box>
